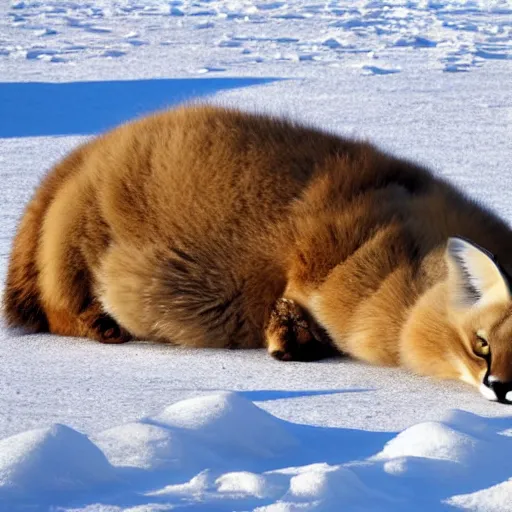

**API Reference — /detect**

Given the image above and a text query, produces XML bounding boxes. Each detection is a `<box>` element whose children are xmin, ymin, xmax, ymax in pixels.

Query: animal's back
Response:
<box><xmin>6</xmin><ymin>104</ymin><xmax>512</xmax><ymax>368</ymax></box>
<box><xmin>86</xmin><ymin>106</ymin><xmax>447</xmax><ymax>350</ymax></box>
<box><xmin>92</xmin><ymin>106</ymin><xmax>346</xmax><ymax>245</ymax></box>
<box><xmin>5</xmin><ymin>104</ymin><xmax>512</xmax><ymax>402</ymax></box>
<box><xmin>3</xmin><ymin>105</ymin><xmax>361</xmax><ymax>347</ymax></box>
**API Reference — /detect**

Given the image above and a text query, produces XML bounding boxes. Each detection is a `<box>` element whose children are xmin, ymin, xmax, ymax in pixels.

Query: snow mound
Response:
<box><xmin>288</xmin><ymin>464</ymin><xmax>365</xmax><ymax>500</ymax></box>
<box><xmin>1</xmin><ymin>395</ymin><xmax>511</xmax><ymax>511</ymax></box>
<box><xmin>447</xmin><ymin>478</ymin><xmax>512</xmax><ymax>512</ymax></box>
<box><xmin>94</xmin><ymin>422</ymin><xmax>190</xmax><ymax>470</ymax></box>
<box><xmin>216</xmin><ymin>471</ymin><xmax>273</xmax><ymax>498</ymax></box>
<box><xmin>96</xmin><ymin>392</ymin><xmax>298</xmax><ymax>473</ymax></box>
<box><xmin>0</xmin><ymin>424</ymin><xmax>115</xmax><ymax>499</ymax></box>
<box><xmin>374</xmin><ymin>410</ymin><xmax>512</xmax><ymax>489</ymax></box>
<box><xmin>152</xmin><ymin>392</ymin><xmax>298</xmax><ymax>457</ymax></box>
<box><xmin>374</xmin><ymin>420</ymin><xmax>479</xmax><ymax>463</ymax></box>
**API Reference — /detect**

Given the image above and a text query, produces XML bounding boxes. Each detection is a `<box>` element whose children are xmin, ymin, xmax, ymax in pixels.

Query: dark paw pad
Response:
<box><xmin>92</xmin><ymin>315</ymin><xmax>132</xmax><ymax>344</ymax></box>
<box><xmin>270</xmin><ymin>349</ymin><xmax>293</xmax><ymax>362</ymax></box>
<box><xmin>266</xmin><ymin>298</ymin><xmax>334</xmax><ymax>362</ymax></box>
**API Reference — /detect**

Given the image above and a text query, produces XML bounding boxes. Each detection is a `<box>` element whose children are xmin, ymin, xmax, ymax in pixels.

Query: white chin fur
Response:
<box><xmin>506</xmin><ymin>391</ymin><xmax>512</xmax><ymax>403</ymax></box>
<box><xmin>479</xmin><ymin>383</ymin><xmax>498</xmax><ymax>401</ymax></box>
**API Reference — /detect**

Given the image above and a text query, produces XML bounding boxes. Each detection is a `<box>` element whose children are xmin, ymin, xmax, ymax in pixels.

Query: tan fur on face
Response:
<box><xmin>400</xmin><ymin>282</ymin><xmax>487</xmax><ymax>384</ymax></box>
<box><xmin>490</xmin><ymin>313</ymin><xmax>512</xmax><ymax>382</ymax></box>
<box><xmin>401</xmin><ymin>256</ymin><xmax>512</xmax><ymax>387</ymax></box>
<box><xmin>3</xmin><ymin>104</ymin><xmax>512</xmax><ymax>397</ymax></box>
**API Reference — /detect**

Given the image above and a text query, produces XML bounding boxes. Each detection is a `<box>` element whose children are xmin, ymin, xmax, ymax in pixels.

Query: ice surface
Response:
<box><xmin>1</xmin><ymin>0</ymin><xmax>511</xmax><ymax>510</ymax></box>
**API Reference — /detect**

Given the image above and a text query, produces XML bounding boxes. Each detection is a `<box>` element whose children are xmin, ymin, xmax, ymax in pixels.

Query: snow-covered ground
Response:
<box><xmin>0</xmin><ymin>1</ymin><xmax>511</xmax><ymax>511</ymax></box>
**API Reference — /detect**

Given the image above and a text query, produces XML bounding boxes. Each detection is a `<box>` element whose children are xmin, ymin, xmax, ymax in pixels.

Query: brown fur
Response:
<box><xmin>3</xmin><ymin>105</ymin><xmax>512</xmax><ymax>399</ymax></box>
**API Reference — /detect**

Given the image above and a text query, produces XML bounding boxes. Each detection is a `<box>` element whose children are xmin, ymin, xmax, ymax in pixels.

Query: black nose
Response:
<box><xmin>487</xmin><ymin>378</ymin><xmax>512</xmax><ymax>404</ymax></box>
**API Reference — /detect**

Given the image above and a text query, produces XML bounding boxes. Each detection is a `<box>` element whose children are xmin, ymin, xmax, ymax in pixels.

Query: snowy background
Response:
<box><xmin>0</xmin><ymin>1</ymin><xmax>512</xmax><ymax>511</ymax></box>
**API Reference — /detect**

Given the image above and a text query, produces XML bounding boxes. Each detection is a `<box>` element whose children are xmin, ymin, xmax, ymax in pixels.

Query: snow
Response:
<box><xmin>1</xmin><ymin>394</ymin><xmax>511</xmax><ymax>511</ymax></box>
<box><xmin>0</xmin><ymin>0</ymin><xmax>511</xmax><ymax>510</ymax></box>
<box><xmin>0</xmin><ymin>423</ymin><xmax>116</xmax><ymax>501</ymax></box>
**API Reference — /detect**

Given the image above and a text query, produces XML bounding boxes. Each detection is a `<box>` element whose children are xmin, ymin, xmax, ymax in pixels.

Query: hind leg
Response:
<box><xmin>37</xmin><ymin>176</ymin><xmax>132</xmax><ymax>344</ymax></box>
<box><xmin>265</xmin><ymin>298</ymin><xmax>336</xmax><ymax>361</ymax></box>
<box><xmin>80</xmin><ymin>300</ymin><xmax>132</xmax><ymax>343</ymax></box>
<box><xmin>44</xmin><ymin>295</ymin><xmax>132</xmax><ymax>344</ymax></box>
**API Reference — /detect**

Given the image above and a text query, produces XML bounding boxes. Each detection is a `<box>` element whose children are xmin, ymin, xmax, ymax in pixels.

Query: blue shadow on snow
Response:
<box><xmin>239</xmin><ymin>388</ymin><xmax>373</xmax><ymax>401</ymax></box>
<box><xmin>6</xmin><ymin>388</ymin><xmax>512</xmax><ymax>512</ymax></box>
<box><xmin>0</xmin><ymin>77</ymin><xmax>278</xmax><ymax>138</ymax></box>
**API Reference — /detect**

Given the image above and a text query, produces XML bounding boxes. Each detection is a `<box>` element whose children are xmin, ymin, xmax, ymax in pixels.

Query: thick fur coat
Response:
<box><xmin>4</xmin><ymin>105</ymin><xmax>512</xmax><ymax>402</ymax></box>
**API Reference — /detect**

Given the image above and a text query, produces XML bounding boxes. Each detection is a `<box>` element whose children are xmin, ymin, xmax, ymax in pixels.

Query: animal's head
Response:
<box><xmin>446</xmin><ymin>237</ymin><xmax>512</xmax><ymax>403</ymax></box>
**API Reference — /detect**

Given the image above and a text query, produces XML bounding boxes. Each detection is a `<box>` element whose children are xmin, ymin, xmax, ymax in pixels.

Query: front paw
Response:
<box><xmin>266</xmin><ymin>298</ymin><xmax>334</xmax><ymax>361</ymax></box>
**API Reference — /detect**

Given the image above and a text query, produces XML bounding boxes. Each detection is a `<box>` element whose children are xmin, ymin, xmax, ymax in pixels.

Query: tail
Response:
<box><xmin>2</xmin><ymin>145</ymin><xmax>90</xmax><ymax>333</ymax></box>
<box><xmin>3</xmin><ymin>202</ymin><xmax>49</xmax><ymax>332</ymax></box>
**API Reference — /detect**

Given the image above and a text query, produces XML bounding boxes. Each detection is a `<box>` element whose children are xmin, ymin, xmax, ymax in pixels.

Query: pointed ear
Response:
<box><xmin>445</xmin><ymin>237</ymin><xmax>511</xmax><ymax>308</ymax></box>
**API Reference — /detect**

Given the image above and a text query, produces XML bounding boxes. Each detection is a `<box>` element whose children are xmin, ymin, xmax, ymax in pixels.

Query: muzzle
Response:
<box><xmin>482</xmin><ymin>372</ymin><xmax>512</xmax><ymax>404</ymax></box>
